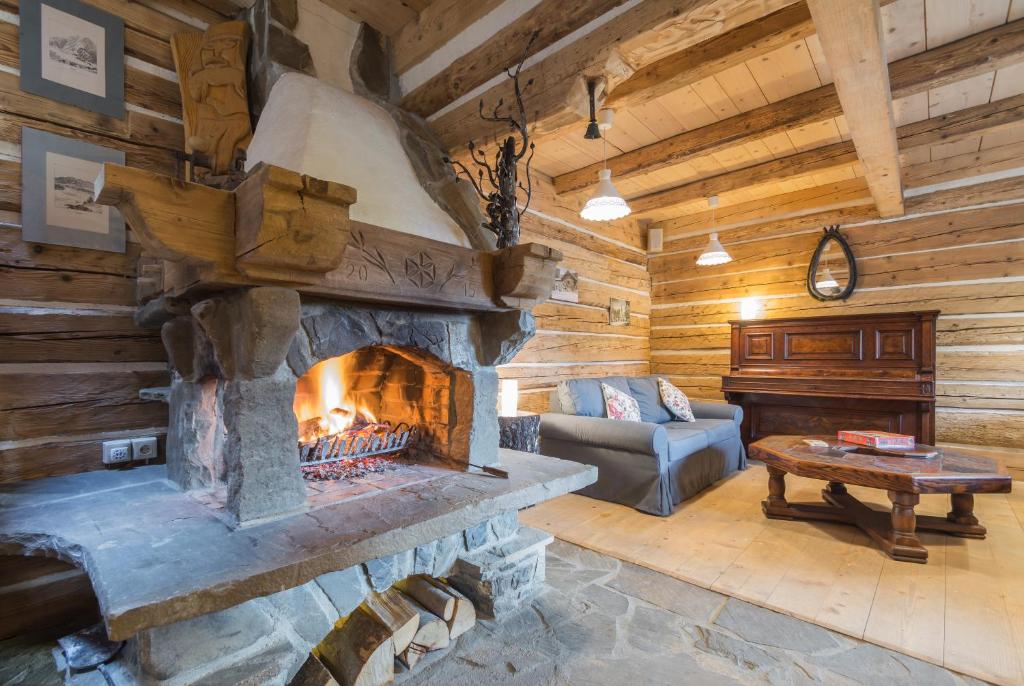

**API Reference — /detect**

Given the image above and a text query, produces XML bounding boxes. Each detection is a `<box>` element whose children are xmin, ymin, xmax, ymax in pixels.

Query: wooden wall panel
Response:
<box><xmin>0</xmin><ymin>0</ymin><xmax>231</xmax><ymax>639</ymax></box>
<box><xmin>649</xmin><ymin>199</ymin><xmax>1024</xmax><ymax>450</ymax></box>
<box><xmin>501</xmin><ymin>175</ymin><xmax>651</xmax><ymax>413</ymax></box>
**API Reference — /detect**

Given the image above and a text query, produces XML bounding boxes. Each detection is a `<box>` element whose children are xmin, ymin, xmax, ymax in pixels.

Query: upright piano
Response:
<box><xmin>722</xmin><ymin>311</ymin><xmax>937</xmax><ymax>447</ymax></box>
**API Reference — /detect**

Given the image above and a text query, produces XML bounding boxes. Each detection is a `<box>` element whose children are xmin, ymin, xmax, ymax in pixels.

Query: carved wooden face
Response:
<box><xmin>200</xmin><ymin>34</ymin><xmax>244</xmax><ymax>71</ymax></box>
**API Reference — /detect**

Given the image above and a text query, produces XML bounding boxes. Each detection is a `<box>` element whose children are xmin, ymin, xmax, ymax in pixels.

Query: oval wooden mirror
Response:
<box><xmin>807</xmin><ymin>226</ymin><xmax>856</xmax><ymax>301</ymax></box>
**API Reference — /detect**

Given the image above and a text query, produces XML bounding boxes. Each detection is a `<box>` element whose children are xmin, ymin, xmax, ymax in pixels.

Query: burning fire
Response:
<box><xmin>293</xmin><ymin>356</ymin><xmax>377</xmax><ymax>442</ymax></box>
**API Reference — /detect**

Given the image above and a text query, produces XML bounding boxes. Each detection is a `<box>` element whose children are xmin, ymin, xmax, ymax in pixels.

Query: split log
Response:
<box><xmin>363</xmin><ymin>589</ymin><xmax>420</xmax><ymax>655</ymax></box>
<box><xmin>397</xmin><ymin>596</ymin><xmax>450</xmax><ymax>670</ymax></box>
<box><xmin>426</xmin><ymin>579</ymin><xmax>476</xmax><ymax>640</ymax></box>
<box><xmin>397</xmin><ymin>575</ymin><xmax>454</xmax><ymax>621</ymax></box>
<box><xmin>288</xmin><ymin>653</ymin><xmax>339</xmax><ymax>686</ymax></box>
<box><xmin>317</xmin><ymin>605</ymin><xmax>394</xmax><ymax>686</ymax></box>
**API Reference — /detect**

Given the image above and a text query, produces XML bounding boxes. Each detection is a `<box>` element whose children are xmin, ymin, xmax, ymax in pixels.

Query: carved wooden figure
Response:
<box><xmin>172</xmin><ymin>21</ymin><xmax>252</xmax><ymax>185</ymax></box>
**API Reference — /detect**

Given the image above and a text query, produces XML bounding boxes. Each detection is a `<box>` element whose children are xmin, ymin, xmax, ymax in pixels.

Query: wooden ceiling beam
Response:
<box><xmin>806</xmin><ymin>0</ymin><xmax>903</xmax><ymax>216</ymax></box>
<box><xmin>393</xmin><ymin>0</ymin><xmax>505</xmax><ymax>76</ymax></box>
<box><xmin>319</xmin><ymin>0</ymin><xmax>418</xmax><ymax>37</ymax></box>
<box><xmin>629</xmin><ymin>86</ymin><xmax>1024</xmax><ymax>216</ymax></box>
<box><xmin>401</xmin><ymin>0</ymin><xmax>628</xmax><ymax>119</ymax></box>
<box><xmin>429</xmin><ymin>0</ymin><xmax>798</xmax><ymax>156</ymax></box>
<box><xmin>606</xmin><ymin>2</ymin><xmax>814</xmax><ymax>111</ymax></box>
<box><xmin>553</xmin><ymin>17</ymin><xmax>1024</xmax><ymax>195</ymax></box>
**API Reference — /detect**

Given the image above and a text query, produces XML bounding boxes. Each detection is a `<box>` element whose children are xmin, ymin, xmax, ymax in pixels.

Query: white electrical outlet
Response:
<box><xmin>102</xmin><ymin>439</ymin><xmax>133</xmax><ymax>465</ymax></box>
<box><xmin>131</xmin><ymin>436</ymin><xmax>158</xmax><ymax>461</ymax></box>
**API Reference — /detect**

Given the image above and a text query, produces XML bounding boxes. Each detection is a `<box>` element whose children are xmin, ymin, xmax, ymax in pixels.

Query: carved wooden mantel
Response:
<box><xmin>94</xmin><ymin>163</ymin><xmax>562</xmax><ymax>311</ymax></box>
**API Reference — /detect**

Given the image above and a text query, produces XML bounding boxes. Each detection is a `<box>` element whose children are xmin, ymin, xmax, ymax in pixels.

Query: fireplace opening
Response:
<box><xmin>292</xmin><ymin>346</ymin><xmax>460</xmax><ymax>482</ymax></box>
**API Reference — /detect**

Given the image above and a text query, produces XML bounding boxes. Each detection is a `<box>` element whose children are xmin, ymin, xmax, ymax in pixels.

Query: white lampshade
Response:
<box><xmin>696</xmin><ymin>232</ymin><xmax>732</xmax><ymax>266</ymax></box>
<box><xmin>815</xmin><ymin>267</ymin><xmax>840</xmax><ymax>290</ymax></box>
<box><xmin>580</xmin><ymin>169</ymin><xmax>631</xmax><ymax>221</ymax></box>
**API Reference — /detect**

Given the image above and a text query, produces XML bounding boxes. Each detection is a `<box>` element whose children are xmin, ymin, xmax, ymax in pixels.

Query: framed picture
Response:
<box><xmin>609</xmin><ymin>298</ymin><xmax>630</xmax><ymax>326</ymax></box>
<box><xmin>19</xmin><ymin>0</ymin><xmax>124</xmax><ymax>118</ymax></box>
<box><xmin>21</xmin><ymin>127</ymin><xmax>125</xmax><ymax>252</ymax></box>
<box><xmin>551</xmin><ymin>267</ymin><xmax>579</xmax><ymax>303</ymax></box>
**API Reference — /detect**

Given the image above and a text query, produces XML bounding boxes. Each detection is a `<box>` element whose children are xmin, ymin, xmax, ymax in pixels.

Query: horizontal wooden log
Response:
<box><xmin>0</xmin><ymin>557</ymin><xmax>99</xmax><ymax>639</ymax></box>
<box><xmin>0</xmin><ymin>311</ymin><xmax>165</xmax><ymax>362</ymax></box>
<box><xmin>937</xmin><ymin>383</ymin><xmax>1024</xmax><ymax>410</ymax></box>
<box><xmin>515</xmin><ymin>332</ymin><xmax>650</xmax><ymax>365</ymax></box>
<box><xmin>533</xmin><ymin>301</ymin><xmax>649</xmax><ymax>337</ymax></box>
<box><xmin>522</xmin><ymin>209</ymin><xmax>645</xmax><ymax>267</ymax></box>
<box><xmin>651</xmin><ymin>282</ymin><xmax>1024</xmax><ymax>327</ymax></box>
<box><xmin>0</xmin><ymin>367</ymin><xmax>169</xmax><ymax>440</ymax></box>
<box><xmin>497</xmin><ymin>362</ymin><xmax>650</xmax><ymax>389</ymax></box>
<box><xmin>0</xmin><ymin>72</ymin><xmax>184</xmax><ymax>154</ymax></box>
<box><xmin>936</xmin><ymin>409</ymin><xmax>1024</xmax><ymax>449</ymax></box>
<box><xmin>0</xmin><ymin>432</ymin><xmax>166</xmax><ymax>483</ymax></box>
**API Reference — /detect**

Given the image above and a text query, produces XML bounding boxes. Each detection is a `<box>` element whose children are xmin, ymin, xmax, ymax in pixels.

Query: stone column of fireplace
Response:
<box><xmin>163</xmin><ymin>287</ymin><xmax>308</xmax><ymax>525</ymax></box>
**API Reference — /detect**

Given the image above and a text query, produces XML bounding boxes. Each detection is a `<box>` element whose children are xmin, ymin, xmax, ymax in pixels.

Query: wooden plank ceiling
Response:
<box><xmin>390</xmin><ymin>0</ymin><xmax>1024</xmax><ymax>232</ymax></box>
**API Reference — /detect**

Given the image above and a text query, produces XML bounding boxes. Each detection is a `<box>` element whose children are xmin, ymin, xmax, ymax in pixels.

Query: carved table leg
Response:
<box><xmin>762</xmin><ymin>467</ymin><xmax>790</xmax><ymax>518</ymax></box>
<box><xmin>826</xmin><ymin>481</ymin><xmax>847</xmax><ymax>495</ymax></box>
<box><xmin>933</xmin><ymin>493</ymin><xmax>987</xmax><ymax>538</ymax></box>
<box><xmin>887</xmin><ymin>490</ymin><xmax>928</xmax><ymax>562</ymax></box>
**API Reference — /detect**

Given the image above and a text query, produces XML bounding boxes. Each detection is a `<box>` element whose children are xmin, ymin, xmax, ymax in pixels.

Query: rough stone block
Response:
<box><xmin>413</xmin><ymin>541</ymin><xmax>436</xmax><ymax>575</ymax></box>
<box><xmin>448</xmin><ymin>527</ymin><xmax>552</xmax><ymax>619</ymax></box>
<box><xmin>165</xmin><ymin>377</ymin><xmax>224</xmax><ymax>491</ymax></box>
<box><xmin>315</xmin><ymin>566</ymin><xmax>369</xmax><ymax>617</ymax></box>
<box><xmin>221</xmin><ymin>367</ymin><xmax>307</xmax><ymax>524</ymax></box>
<box><xmin>476</xmin><ymin>310</ymin><xmax>535</xmax><ymax>366</ymax></box>
<box><xmin>192</xmin><ymin>287</ymin><xmax>301</xmax><ymax>380</ymax></box>
<box><xmin>265</xmin><ymin>583</ymin><xmax>339</xmax><ymax>647</ymax></box>
<box><xmin>363</xmin><ymin>550</ymin><xmax>412</xmax><ymax>591</ymax></box>
<box><xmin>488</xmin><ymin>511</ymin><xmax>519</xmax><ymax>543</ymax></box>
<box><xmin>463</xmin><ymin>521</ymin><xmax>491</xmax><ymax>552</ymax></box>
<box><xmin>126</xmin><ymin>602</ymin><xmax>274</xmax><ymax>681</ymax></box>
<box><xmin>432</xmin><ymin>532</ymin><xmax>465</xmax><ymax>577</ymax></box>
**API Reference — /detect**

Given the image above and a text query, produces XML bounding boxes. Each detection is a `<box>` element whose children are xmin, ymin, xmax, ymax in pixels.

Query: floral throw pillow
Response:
<box><xmin>601</xmin><ymin>383</ymin><xmax>642</xmax><ymax>422</ymax></box>
<box><xmin>658</xmin><ymin>378</ymin><xmax>695</xmax><ymax>422</ymax></box>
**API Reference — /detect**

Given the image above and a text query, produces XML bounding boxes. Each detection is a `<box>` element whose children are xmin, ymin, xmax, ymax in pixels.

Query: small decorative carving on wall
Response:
<box><xmin>405</xmin><ymin>251</ymin><xmax>437</xmax><ymax>289</ymax></box>
<box><xmin>445</xmin><ymin>32</ymin><xmax>539</xmax><ymax>250</ymax></box>
<box><xmin>171</xmin><ymin>21</ymin><xmax>252</xmax><ymax>188</ymax></box>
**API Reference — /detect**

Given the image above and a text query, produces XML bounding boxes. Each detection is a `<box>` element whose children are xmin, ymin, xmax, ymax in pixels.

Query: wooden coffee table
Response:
<box><xmin>748</xmin><ymin>435</ymin><xmax>1012</xmax><ymax>563</ymax></box>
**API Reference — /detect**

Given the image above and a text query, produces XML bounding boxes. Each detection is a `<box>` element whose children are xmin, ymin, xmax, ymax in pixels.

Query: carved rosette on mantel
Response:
<box><xmin>93</xmin><ymin>162</ymin><xmax>563</xmax><ymax>526</ymax></box>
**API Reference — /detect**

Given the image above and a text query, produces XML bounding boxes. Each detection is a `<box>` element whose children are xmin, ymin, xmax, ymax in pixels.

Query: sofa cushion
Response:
<box><xmin>601</xmin><ymin>383</ymin><xmax>642</xmax><ymax>421</ymax></box>
<box><xmin>627</xmin><ymin>376</ymin><xmax>673</xmax><ymax>424</ymax></box>
<box><xmin>663</xmin><ymin>425</ymin><xmax>710</xmax><ymax>461</ymax></box>
<box><xmin>668</xmin><ymin>418</ymin><xmax>736</xmax><ymax>444</ymax></box>
<box><xmin>558</xmin><ymin>376</ymin><xmax>631</xmax><ymax>417</ymax></box>
<box><xmin>658</xmin><ymin>378</ymin><xmax>695</xmax><ymax>422</ymax></box>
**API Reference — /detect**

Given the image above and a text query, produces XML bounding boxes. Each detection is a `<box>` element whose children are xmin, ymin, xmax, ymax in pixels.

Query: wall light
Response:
<box><xmin>740</xmin><ymin>298</ymin><xmax>762</xmax><ymax>320</ymax></box>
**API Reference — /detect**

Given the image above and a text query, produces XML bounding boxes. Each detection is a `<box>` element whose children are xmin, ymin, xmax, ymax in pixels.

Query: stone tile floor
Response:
<box><xmin>1</xmin><ymin>539</ymin><xmax>987</xmax><ymax>686</ymax></box>
<box><xmin>411</xmin><ymin>540</ymin><xmax>986</xmax><ymax>686</ymax></box>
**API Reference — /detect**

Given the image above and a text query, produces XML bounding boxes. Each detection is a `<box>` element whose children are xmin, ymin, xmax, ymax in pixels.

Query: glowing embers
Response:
<box><xmin>298</xmin><ymin>420</ymin><xmax>420</xmax><ymax>482</ymax></box>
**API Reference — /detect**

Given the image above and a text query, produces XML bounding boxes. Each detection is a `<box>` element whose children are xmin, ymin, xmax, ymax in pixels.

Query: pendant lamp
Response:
<box><xmin>696</xmin><ymin>196</ymin><xmax>732</xmax><ymax>266</ymax></box>
<box><xmin>580</xmin><ymin>109</ymin><xmax>631</xmax><ymax>221</ymax></box>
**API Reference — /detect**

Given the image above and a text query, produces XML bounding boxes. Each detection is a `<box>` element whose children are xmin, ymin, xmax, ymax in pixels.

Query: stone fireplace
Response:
<box><xmin>0</xmin><ymin>76</ymin><xmax>597</xmax><ymax>685</ymax></box>
<box><xmin>162</xmin><ymin>287</ymin><xmax>533</xmax><ymax>527</ymax></box>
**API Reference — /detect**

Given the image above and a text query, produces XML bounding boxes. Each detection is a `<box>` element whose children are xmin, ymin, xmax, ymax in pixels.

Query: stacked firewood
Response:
<box><xmin>293</xmin><ymin>575</ymin><xmax>476</xmax><ymax>686</ymax></box>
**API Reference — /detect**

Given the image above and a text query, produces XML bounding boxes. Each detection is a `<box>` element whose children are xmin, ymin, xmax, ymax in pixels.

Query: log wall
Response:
<box><xmin>0</xmin><ymin>0</ymin><xmax>232</xmax><ymax>640</ymax></box>
<box><xmin>648</xmin><ymin>192</ymin><xmax>1024</xmax><ymax>478</ymax></box>
<box><xmin>501</xmin><ymin>176</ymin><xmax>651</xmax><ymax>413</ymax></box>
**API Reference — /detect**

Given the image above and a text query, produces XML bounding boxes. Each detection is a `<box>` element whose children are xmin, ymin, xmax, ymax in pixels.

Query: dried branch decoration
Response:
<box><xmin>444</xmin><ymin>31</ymin><xmax>539</xmax><ymax>249</ymax></box>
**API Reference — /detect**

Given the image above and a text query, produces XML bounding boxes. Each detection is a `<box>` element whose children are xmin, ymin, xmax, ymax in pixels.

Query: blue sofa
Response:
<box><xmin>539</xmin><ymin>375</ymin><xmax>746</xmax><ymax>516</ymax></box>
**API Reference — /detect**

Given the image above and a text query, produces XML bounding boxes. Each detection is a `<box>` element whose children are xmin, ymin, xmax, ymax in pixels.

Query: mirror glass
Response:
<box><xmin>807</xmin><ymin>227</ymin><xmax>856</xmax><ymax>301</ymax></box>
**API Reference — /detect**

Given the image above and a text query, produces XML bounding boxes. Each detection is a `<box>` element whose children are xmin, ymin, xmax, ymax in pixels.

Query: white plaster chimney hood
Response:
<box><xmin>245</xmin><ymin>72</ymin><xmax>469</xmax><ymax>247</ymax></box>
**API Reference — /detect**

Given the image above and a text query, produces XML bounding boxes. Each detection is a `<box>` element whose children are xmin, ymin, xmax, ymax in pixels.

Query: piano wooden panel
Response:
<box><xmin>723</xmin><ymin>311</ymin><xmax>937</xmax><ymax>446</ymax></box>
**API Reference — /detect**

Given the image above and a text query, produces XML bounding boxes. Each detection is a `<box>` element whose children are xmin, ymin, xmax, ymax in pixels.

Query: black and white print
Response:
<box><xmin>40</xmin><ymin>3</ymin><xmax>106</xmax><ymax>97</ymax></box>
<box><xmin>551</xmin><ymin>267</ymin><xmax>580</xmax><ymax>303</ymax></box>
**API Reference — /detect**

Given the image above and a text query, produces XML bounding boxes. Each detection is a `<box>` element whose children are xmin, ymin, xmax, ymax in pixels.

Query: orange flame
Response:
<box><xmin>293</xmin><ymin>357</ymin><xmax>377</xmax><ymax>442</ymax></box>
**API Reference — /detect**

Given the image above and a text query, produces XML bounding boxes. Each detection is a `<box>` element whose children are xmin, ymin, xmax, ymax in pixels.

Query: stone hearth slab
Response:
<box><xmin>0</xmin><ymin>450</ymin><xmax>595</xmax><ymax>640</ymax></box>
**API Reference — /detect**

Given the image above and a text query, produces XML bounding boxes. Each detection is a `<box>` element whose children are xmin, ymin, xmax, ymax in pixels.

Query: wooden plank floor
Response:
<box><xmin>521</xmin><ymin>462</ymin><xmax>1024</xmax><ymax>685</ymax></box>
